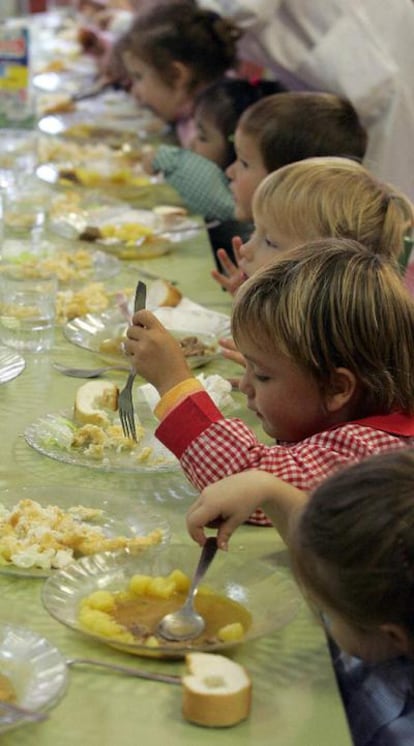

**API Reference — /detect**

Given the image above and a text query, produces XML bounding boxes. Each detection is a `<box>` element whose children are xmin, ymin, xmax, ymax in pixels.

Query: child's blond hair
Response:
<box><xmin>290</xmin><ymin>448</ymin><xmax>414</xmax><ymax>634</ymax></box>
<box><xmin>232</xmin><ymin>238</ymin><xmax>414</xmax><ymax>415</ymax></box>
<box><xmin>253</xmin><ymin>156</ymin><xmax>414</xmax><ymax>261</ymax></box>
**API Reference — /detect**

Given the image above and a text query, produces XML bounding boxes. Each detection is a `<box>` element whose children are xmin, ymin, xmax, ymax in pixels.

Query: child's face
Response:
<box><xmin>237</xmin><ymin>337</ymin><xmax>329</xmax><ymax>442</ymax></box>
<box><xmin>226</xmin><ymin>128</ymin><xmax>268</xmax><ymax>221</ymax></box>
<box><xmin>191</xmin><ymin>113</ymin><xmax>228</xmax><ymax>168</ymax></box>
<box><xmin>237</xmin><ymin>219</ymin><xmax>300</xmax><ymax>278</ymax></box>
<box><xmin>124</xmin><ymin>55</ymin><xmax>188</xmax><ymax>122</ymax></box>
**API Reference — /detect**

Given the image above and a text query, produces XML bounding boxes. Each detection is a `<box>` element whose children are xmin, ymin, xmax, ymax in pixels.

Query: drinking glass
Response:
<box><xmin>0</xmin><ymin>267</ymin><xmax>57</xmax><ymax>352</ymax></box>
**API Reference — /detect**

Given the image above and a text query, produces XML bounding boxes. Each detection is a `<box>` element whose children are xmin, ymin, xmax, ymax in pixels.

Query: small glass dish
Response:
<box><xmin>0</xmin><ymin>623</ymin><xmax>68</xmax><ymax>735</ymax></box>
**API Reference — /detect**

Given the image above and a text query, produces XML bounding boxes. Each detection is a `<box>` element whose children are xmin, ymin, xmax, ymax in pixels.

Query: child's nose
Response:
<box><xmin>238</xmin><ymin>370</ymin><xmax>252</xmax><ymax>397</ymax></box>
<box><xmin>225</xmin><ymin>160</ymin><xmax>235</xmax><ymax>180</ymax></box>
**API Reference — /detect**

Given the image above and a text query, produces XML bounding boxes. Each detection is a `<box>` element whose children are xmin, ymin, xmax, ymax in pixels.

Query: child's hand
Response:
<box><xmin>187</xmin><ymin>471</ymin><xmax>309</xmax><ymax>549</ymax></box>
<box><xmin>211</xmin><ymin>236</ymin><xmax>245</xmax><ymax>296</ymax></box>
<box><xmin>186</xmin><ymin>471</ymin><xmax>266</xmax><ymax>550</ymax></box>
<box><xmin>124</xmin><ymin>310</ymin><xmax>193</xmax><ymax>395</ymax></box>
<box><xmin>219</xmin><ymin>336</ymin><xmax>246</xmax><ymax>368</ymax></box>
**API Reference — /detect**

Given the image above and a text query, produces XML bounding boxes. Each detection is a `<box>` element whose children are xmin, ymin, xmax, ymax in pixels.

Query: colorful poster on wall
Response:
<box><xmin>0</xmin><ymin>25</ymin><xmax>34</xmax><ymax>127</ymax></box>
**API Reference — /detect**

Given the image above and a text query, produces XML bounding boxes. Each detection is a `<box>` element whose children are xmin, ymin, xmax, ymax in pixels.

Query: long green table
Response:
<box><xmin>0</xmin><ymin>8</ymin><xmax>352</xmax><ymax>738</ymax></box>
<box><xmin>0</xmin><ymin>219</ymin><xmax>352</xmax><ymax>745</ymax></box>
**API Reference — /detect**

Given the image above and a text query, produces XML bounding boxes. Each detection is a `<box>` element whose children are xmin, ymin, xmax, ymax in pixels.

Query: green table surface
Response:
<box><xmin>0</xmin><ymin>15</ymin><xmax>351</xmax><ymax>736</ymax></box>
<box><xmin>0</xmin><ymin>221</ymin><xmax>352</xmax><ymax>746</ymax></box>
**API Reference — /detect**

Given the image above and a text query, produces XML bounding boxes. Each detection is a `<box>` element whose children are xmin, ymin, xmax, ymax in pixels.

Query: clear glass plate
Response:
<box><xmin>24</xmin><ymin>408</ymin><xmax>179</xmax><ymax>475</ymax></box>
<box><xmin>42</xmin><ymin>544</ymin><xmax>301</xmax><ymax>659</ymax></box>
<box><xmin>0</xmin><ymin>346</ymin><xmax>25</xmax><ymax>383</ymax></box>
<box><xmin>49</xmin><ymin>204</ymin><xmax>200</xmax><ymax>259</ymax></box>
<box><xmin>0</xmin><ymin>484</ymin><xmax>170</xmax><ymax>578</ymax></box>
<box><xmin>0</xmin><ymin>622</ymin><xmax>68</xmax><ymax>734</ymax></box>
<box><xmin>63</xmin><ymin>308</ymin><xmax>221</xmax><ymax>369</ymax></box>
<box><xmin>2</xmin><ymin>240</ymin><xmax>120</xmax><ymax>287</ymax></box>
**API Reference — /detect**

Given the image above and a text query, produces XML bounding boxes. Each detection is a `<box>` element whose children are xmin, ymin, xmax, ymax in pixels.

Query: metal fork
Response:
<box><xmin>118</xmin><ymin>280</ymin><xmax>146</xmax><ymax>441</ymax></box>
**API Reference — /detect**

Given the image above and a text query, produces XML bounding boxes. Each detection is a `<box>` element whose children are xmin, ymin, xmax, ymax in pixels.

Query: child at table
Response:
<box><xmin>125</xmin><ymin>238</ymin><xmax>414</xmax><ymax>526</ymax></box>
<box><xmin>186</xmin><ymin>450</ymin><xmax>414</xmax><ymax>746</ymax></box>
<box><xmin>117</xmin><ymin>2</ymin><xmax>242</xmax><ymax>148</ymax></box>
<box><xmin>142</xmin><ymin>90</ymin><xmax>367</xmax><ymax>239</ymax></box>
<box><xmin>213</xmin><ymin>155</ymin><xmax>414</xmax><ymax>296</ymax></box>
<box><xmin>141</xmin><ymin>77</ymin><xmax>286</xmax><ymax>223</ymax></box>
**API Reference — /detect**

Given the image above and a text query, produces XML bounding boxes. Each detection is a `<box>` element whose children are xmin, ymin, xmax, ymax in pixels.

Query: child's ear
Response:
<box><xmin>379</xmin><ymin>623</ymin><xmax>412</xmax><ymax>655</ymax></box>
<box><xmin>170</xmin><ymin>60</ymin><xmax>192</xmax><ymax>88</ymax></box>
<box><xmin>325</xmin><ymin>367</ymin><xmax>357</xmax><ymax>413</ymax></box>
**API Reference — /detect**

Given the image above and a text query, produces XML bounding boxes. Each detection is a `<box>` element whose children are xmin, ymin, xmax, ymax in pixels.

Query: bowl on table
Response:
<box><xmin>42</xmin><ymin>542</ymin><xmax>301</xmax><ymax>659</ymax></box>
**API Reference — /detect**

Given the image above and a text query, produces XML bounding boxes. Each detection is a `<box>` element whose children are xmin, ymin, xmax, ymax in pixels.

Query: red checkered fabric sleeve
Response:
<box><xmin>156</xmin><ymin>392</ymin><xmax>414</xmax><ymax>526</ymax></box>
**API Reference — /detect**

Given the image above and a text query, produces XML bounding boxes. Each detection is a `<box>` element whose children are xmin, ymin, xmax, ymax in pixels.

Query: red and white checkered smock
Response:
<box><xmin>156</xmin><ymin>391</ymin><xmax>414</xmax><ymax>526</ymax></box>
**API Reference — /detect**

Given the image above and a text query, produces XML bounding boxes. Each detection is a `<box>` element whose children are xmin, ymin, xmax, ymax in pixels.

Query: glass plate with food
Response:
<box><xmin>42</xmin><ymin>544</ymin><xmax>300</xmax><ymax>659</ymax></box>
<box><xmin>63</xmin><ymin>308</ymin><xmax>222</xmax><ymax>369</ymax></box>
<box><xmin>36</xmin><ymin>160</ymin><xmax>155</xmax><ymax>190</ymax></box>
<box><xmin>24</xmin><ymin>378</ymin><xmax>180</xmax><ymax>474</ymax></box>
<box><xmin>0</xmin><ymin>484</ymin><xmax>170</xmax><ymax>577</ymax></box>
<box><xmin>0</xmin><ymin>623</ymin><xmax>68</xmax><ymax>734</ymax></box>
<box><xmin>1</xmin><ymin>239</ymin><xmax>120</xmax><ymax>287</ymax></box>
<box><xmin>49</xmin><ymin>201</ymin><xmax>201</xmax><ymax>256</ymax></box>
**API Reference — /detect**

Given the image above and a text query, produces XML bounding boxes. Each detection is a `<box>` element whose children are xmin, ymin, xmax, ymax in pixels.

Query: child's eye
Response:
<box><xmin>254</xmin><ymin>373</ymin><xmax>270</xmax><ymax>382</ymax></box>
<box><xmin>265</xmin><ymin>237</ymin><xmax>279</xmax><ymax>249</ymax></box>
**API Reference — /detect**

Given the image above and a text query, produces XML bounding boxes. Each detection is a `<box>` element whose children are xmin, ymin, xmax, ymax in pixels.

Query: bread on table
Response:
<box><xmin>182</xmin><ymin>652</ymin><xmax>252</xmax><ymax>728</ymax></box>
<box><xmin>147</xmin><ymin>278</ymin><xmax>182</xmax><ymax>308</ymax></box>
<box><xmin>153</xmin><ymin>204</ymin><xmax>188</xmax><ymax>231</ymax></box>
<box><xmin>74</xmin><ymin>380</ymin><xmax>119</xmax><ymax>426</ymax></box>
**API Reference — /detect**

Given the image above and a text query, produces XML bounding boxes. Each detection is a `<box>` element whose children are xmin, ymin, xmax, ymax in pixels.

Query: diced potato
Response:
<box><xmin>129</xmin><ymin>573</ymin><xmax>152</xmax><ymax>596</ymax></box>
<box><xmin>145</xmin><ymin>635</ymin><xmax>160</xmax><ymax>648</ymax></box>
<box><xmin>167</xmin><ymin>569</ymin><xmax>190</xmax><ymax>593</ymax></box>
<box><xmin>217</xmin><ymin>622</ymin><xmax>245</xmax><ymax>642</ymax></box>
<box><xmin>85</xmin><ymin>590</ymin><xmax>116</xmax><ymax>612</ymax></box>
<box><xmin>146</xmin><ymin>576</ymin><xmax>176</xmax><ymax>598</ymax></box>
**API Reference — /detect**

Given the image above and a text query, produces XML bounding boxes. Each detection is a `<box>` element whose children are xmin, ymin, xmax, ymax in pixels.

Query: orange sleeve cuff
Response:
<box><xmin>154</xmin><ymin>378</ymin><xmax>204</xmax><ymax>421</ymax></box>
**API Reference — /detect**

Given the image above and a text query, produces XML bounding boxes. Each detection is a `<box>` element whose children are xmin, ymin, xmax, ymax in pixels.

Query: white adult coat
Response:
<box><xmin>200</xmin><ymin>0</ymin><xmax>414</xmax><ymax>199</ymax></box>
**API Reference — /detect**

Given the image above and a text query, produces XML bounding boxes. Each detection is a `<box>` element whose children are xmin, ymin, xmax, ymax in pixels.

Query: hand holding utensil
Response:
<box><xmin>157</xmin><ymin>537</ymin><xmax>218</xmax><ymax>642</ymax></box>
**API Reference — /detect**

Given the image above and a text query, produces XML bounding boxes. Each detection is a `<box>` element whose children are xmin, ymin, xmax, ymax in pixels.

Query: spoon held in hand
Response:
<box><xmin>157</xmin><ymin>538</ymin><xmax>218</xmax><ymax>642</ymax></box>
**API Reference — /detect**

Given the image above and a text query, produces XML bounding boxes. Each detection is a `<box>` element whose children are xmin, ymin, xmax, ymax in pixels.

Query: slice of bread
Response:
<box><xmin>74</xmin><ymin>380</ymin><xmax>119</xmax><ymax>426</ymax></box>
<box><xmin>182</xmin><ymin>652</ymin><xmax>252</xmax><ymax>728</ymax></box>
<box><xmin>147</xmin><ymin>278</ymin><xmax>182</xmax><ymax>309</ymax></box>
<box><xmin>152</xmin><ymin>205</ymin><xmax>188</xmax><ymax>231</ymax></box>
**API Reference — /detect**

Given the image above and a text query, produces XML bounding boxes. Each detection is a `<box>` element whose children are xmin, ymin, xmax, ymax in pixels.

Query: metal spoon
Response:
<box><xmin>53</xmin><ymin>362</ymin><xmax>130</xmax><ymax>378</ymax></box>
<box><xmin>157</xmin><ymin>537</ymin><xmax>218</xmax><ymax>642</ymax></box>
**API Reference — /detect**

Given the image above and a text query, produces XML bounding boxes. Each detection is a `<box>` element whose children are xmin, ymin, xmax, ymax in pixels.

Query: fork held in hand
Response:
<box><xmin>118</xmin><ymin>280</ymin><xmax>146</xmax><ymax>441</ymax></box>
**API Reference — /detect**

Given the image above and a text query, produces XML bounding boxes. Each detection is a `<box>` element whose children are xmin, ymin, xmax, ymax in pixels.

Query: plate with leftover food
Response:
<box><xmin>24</xmin><ymin>379</ymin><xmax>179</xmax><ymax>474</ymax></box>
<box><xmin>0</xmin><ymin>484</ymin><xmax>170</xmax><ymax>577</ymax></box>
<box><xmin>0</xmin><ymin>623</ymin><xmax>68</xmax><ymax>734</ymax></box>
<box><xmin>1</xmin><ymin>240</ymin><xmax>120</xmax><ymax>287</ymax></box>
<box><xmin>63</xmin><ymin>308</ymin><xmax>221</xmax><ymax>368</ymax></box>
<box><xmin>50</xmin><ymin>202</ymin><xmax>201</xmax><ymax>258</ymax></box>
<box><xmin>42</xmin><ymin>543</ymin><xmax>300</xmax><ymax>659</ymax></box>
<box><xmin>36</xmin><ymin>160</ymin><xmax>154</xmax><ymax>190</ymax></box>
<box><xmin>38</xmin><ymin>135</ymin><xmax>144</xmax><ymax>172</ymax></box>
